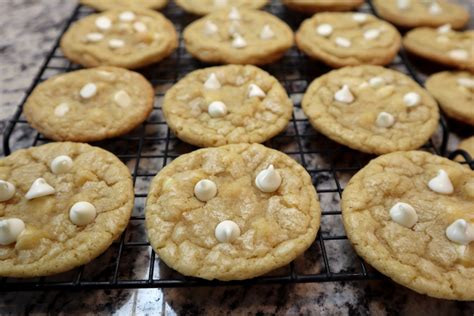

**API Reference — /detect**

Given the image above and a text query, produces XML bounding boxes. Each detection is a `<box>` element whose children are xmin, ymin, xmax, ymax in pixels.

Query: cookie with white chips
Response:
<box><xmin>24</xmin><ymin>67</ymin><xmax>154</xmax><ymax>142</ymax></box>
<box><xmin>296</xmin><ymin>12</ymin><xmax>401</xmax><ymax>68</ymax></box>
<box><xmin>302</xmin><ymin>65</ymin><xmax>439</xmax><ymax>154</ymax></box>
<box><xmin>0</xmin><ymin>142</ymin><xmax>133</xmax><ymax>277</ymax></box>
<box><xmin>60</xmin><ymin>9</ymin><xmax>178</xmax><ymax>69</ymax></box>
<box><xmin>175</xmin><ymin>0</ymin><xmax>268</xmax><ymax>15</ymax></box>
<box><xmin>145</xmin><ymin>143</ymin><xmax>320</xmax><ymax>280</ymax></box>
<box><xmin>183</xmin><ymin>8</ymin><xmax>293</xmax><ymax>65</ymax></box>
<box><xmin>162</xmin><ymin>65</ymin><xmax>293</xmax><ymax>147</ymax></box>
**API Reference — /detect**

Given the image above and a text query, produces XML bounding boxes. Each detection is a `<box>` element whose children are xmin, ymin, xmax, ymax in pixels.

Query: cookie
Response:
<box><xmin>403</xmin><ymin>27</ymin><xmax>474</xmax><ymax>72</ymax></box>
<box><xmin>80</xmin><ymin>0</ymin><xmax>168</xmax><ymax>11</ymax></box>
<box><xmin>302</xmin><ymin>65</ymin><xmax>439</xmax><ymax>155</ymax></box>
<box><xmin>175</xmin><ymin>0</ymin><xmax>268</xmax><ymax>15</ymax></box>
<box><xmin>24</xmin><ymin>67</ymin><xmax>154</xmax><ymax>142</ymax></box>
<box><xmin>425</xmin><ymin>71</ymin><xmax>474</xmax><ymax>126</ymax></box>
<box><xmin>145</xmin><ymin>143</ymin><xmax>321</xmax><ymax>281</ymax></box>
<box><xmin>342</xmin><ymin>150</ymin><xmax>474</xmax><ymax>300</ymax></box>
<box><xmin>60</xmin><ymin>9</ymin><xmax>178</xmax><ymax>69</ymax></box>
<box><xmin>283</xmin><ymin>0</ymin><xmax>364</xmax><ymax>13</ymax></box>
<box><xmin>372</xmin><ymin>0</ymin><xmax>469</xmax><ymax>29</ymax></box>
<box><xmin>183</xmin><ymin>8</ymin><xmax>293</xmax><ymax>65</ymax></box>
<box><xmin>458</xmin><ymin>137</ymin><xmax>474</xmax><ymax>158</ymax></box>
<box><xmin>0</xmin><ymin>142</ymin><xmax>134</xmax><ymax>278</ymax></box>
<box><xmin>163</xmin><ymin>65</ymin><xmax>293</xmax><ymax>147</ymax></box>
<box><xmin>296</xmin><ymin>12</ymin><xmax>401</xmax><ymax>68</ymax></box>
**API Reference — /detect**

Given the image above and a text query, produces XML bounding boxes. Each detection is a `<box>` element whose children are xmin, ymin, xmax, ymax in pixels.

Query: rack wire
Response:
<box><xmin>1</xmin><ymin>0</ymin><xmax>472</xmax><ymax>291</ymax></box>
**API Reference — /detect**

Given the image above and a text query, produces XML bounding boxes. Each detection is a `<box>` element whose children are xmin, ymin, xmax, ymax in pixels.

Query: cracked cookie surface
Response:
<box><xmin>302</xmin><ymin>65</ymin><xmax>439</xmax><ymax>154</ymax></box>
<box><xmin>80</xmin><ymin>0</ymin><xmax>168</xmax><ymax>10</ymax></box>
<box><xmin>425</xmin><ymin>71</ymin><xmax>474</xmax><ymax>126</ymax></box>
<box><xmin>183</xmin><ymin>8</ymin><xmax>293</xmax><ymax>65</ymax></box>
<box><xmin>60</xmin><ymin>9</ymin><xmax>178</xmax><ymax>69</ymax></box>
<box><xmin>175</xmin><ymin>0</ymin><xmax>268</xmax><ymax>15</ymax></box>
<box><xmin>0</xmin><ymin>142</ymin><xmax>134</xmax><ymax>278</ymax></box>
<box><xmin>162</xmin><ymin>65</ymin><xmax>293</xmax><ymax>147</ymax></box>
<box><xmin>283</xmin><ymin>0</ymin><xmax>363</xmax><ymax>13</ymax></box>
<box><xmin>24</xmin><ymin>67</ymin><xmax>154</xmax><ymax>142</ymax></box>
<box><xmin>296</xmin><ymin>12</ymin><xmax>401</xmax><ymax>68</ymax></box>
<box><xmin>145</xmin><ymin>143</ymin><xmax>320</xmax><ymax>280</ymax></box>
<box><xmin>342</xmin><ymin>151</ymin><xmax>474</xmax><ymax>300</ymax></box>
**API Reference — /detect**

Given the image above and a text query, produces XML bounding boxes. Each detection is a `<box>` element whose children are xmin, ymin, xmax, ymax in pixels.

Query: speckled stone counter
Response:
<box><xmin>1</xmin><ymin>0</ymin><xmax>473</xmax><ymax>314</ymax></box>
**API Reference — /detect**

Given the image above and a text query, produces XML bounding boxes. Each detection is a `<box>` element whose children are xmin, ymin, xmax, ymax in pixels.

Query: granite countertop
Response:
<box><xmin>1</xmin><ymin>0</ymin><xmax>473</xmax><ymax>314</ymax></box>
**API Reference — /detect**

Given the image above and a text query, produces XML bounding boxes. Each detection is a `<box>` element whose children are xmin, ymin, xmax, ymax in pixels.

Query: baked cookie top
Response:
<box><xmin>425</xmin><ymin>71</ymin><xmax>474</xmax><ymax>126</ymax></box>
<box><xmin>175</xmin><ymin>0</ymin><xmax>268</xmax><ymax>15</ymax></box>
<box><xmin>459</xmin><ymin>137</ymin><xmax>474</xmax><ymax>158</ymax></box>
<box><xmin>60</xmin><ymin>9</ymin><xmax>178</xmax><ymax>69</ymax></box>
<box><xmin>183</xmin><ymin>8</ymin><xmax>293</xmax><ymax>65</ymax></box>
<box><xmin>24</xmin><ymin>67</ymin><xmax>154</xmax><ymax>142</ymax></box>
<box><xmin>372</xmin><ymin>0</ymin><xmax>469</xmax><ymax>29</ymax></box>
<box><xmin>283</xmin><ymin>0</ymin><xmax>364</xmax><ymax>13</ymax></box>
<box><xmin>0</xmin><ymin>142</ymin><xmax>134</xmax><ymax>278</ymax></box>
<box><xmin>342</xmin><ymin>151</ymin><xmax>474</xmax><ymax>300</ymax></box>
<box><xmin>80</xmin><ymin>0</ymin><xmax>168</xmax><ymax>11</ymax></box>
<box><xmin>302</xmin><ymin>65</ymin><xmax>439</xmax><ymax>155</ymax></box>
<box><xmin>295</xmin><ymin>12</ymin><xmax>401</xmax><ymax>68</ymax></box>
<box><xmin>403</xmin><ymin>27</ymin><xmax>474</xmax><ymax>72</ymax></box>
<box><xmin>145</xmin><ymin>143</ymin><xmax>320</xmax><ymax>281</ymax></box>
<box><xmin>163</xmin><ymin>65</ymin><xmax>293</xmax><ymax>147</ymax></box>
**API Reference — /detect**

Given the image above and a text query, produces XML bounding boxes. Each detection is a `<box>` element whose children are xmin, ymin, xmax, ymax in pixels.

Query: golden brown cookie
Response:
<box><xmin>342</xmin><ymin>150</ymin><xmax>474</xmax><ymax>300</ymax></box>
<box><xmin>425</xmin><ymin>71</ymin><xmax>474</xmax><ymax>126</ymax></box>
<box><xmin>0</xmin><ymin>142</ymin><xmax>134</xmax><ymax>278</ymax></box>
<box><xmin>302</xmin><ymin>65</ymin><xmax>439</xmax><ymax>154</ymax></box>
<box><xmin>175</xmin><ymin>0</ymin><xmax>268</xmax><ymax>15</ymax></box>
<box><xmin>458</xmin><ymin>137</ymin><xmax>474</xmax><ymax>158</ymax></box>
<box><xmin>283</xmin><ymin>0</ymin><xmax>364</xmax><ymax>13</ymax></box>
<box><xmin>183</xmin><ymin>8</ymin><xmax>293</xmax><ymax>65</ymax></box>
<box><xmin>162</xmin><ymin>65</ymin><xmax>293</xmax><ymax>147</ymax></box>
<box><xmin>296</xmin><ymin>12</ymin><xmax>401</xmax><ymax>68</ymax></box>
<box><xmin>145</xmin><ymin>143</ymin><xmax>321</xmax><ymax>281</ymax></box>
<box><xmin>24</xmin><ymin>67</ymin><xmax>154</xmax><ymax>142</ymax></box>
<box><xmin>60</xmin><ymin>9</ymin><xmax>178</xmax><ymax>69</ymax></box>
<box><xmin>372</xmin><ymin>0</ymin><xmax>469</xmax><ymax>29</ymax></box>
<box><xmin>80</xmin><ymin>0</ymin><xmax>168</xmax><ymax>11</ymax></box>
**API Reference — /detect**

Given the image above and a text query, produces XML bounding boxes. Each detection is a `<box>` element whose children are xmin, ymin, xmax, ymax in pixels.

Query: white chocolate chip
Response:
<box><xmin>397</xmin><ymin>0</ymin><xmax>410</xmax><ymax>10</ymax></box>
<box><xmin>25</xmin><ymin>178</ymin><xmax>55</xmax><ymax>200</ymax></box>
<box><xmin>50</xmin><ymin>155</ymin><xmax>73</xmax><ymax>174</ymax></box>
<box><xmin>364</xmin><ymin>29</ymin><xmax>381</xmax><ymax>40</ymax></box>
<box><xmin>248</xmin><ymin>84</ymin><xmax>266</xmax><ymax>98</ymax></box>
<box><xmin>316</xmin><ymin>24</ymin><xmax>333</xmax><ymax>37</ymax></box>
<box><xmin>95</xmin><ymin>16</ymin><xmax>112</xmax><ymax>30</ymax></box>
<box><xmin>375</xmin><ymin>85</ymin><xmax>395</xmax><ymax>98</ymax></box>
<box><xmin>208</xmin><ymin>101</ymin><xmax>228</xmax><ymax>118</ymax></box>
<box><xmin>260</xmin><ymin>24</ymin><xmax>275</xmax><ymax>40</ymax></box>
<box><xmin>376</xmin><ymin>112</ymin><xmax>395</xmax><ymax>128</ymax></box>
<box><xmin>390</xmin><ymin>202</ymin><xmax>418</xmax><ymax>228</ymax></box>
<box><xmin>114</xmin><ymin>90</ymin><xmax>132</xmax><ymax>108</ymax></box>
<box><xmin>457</xmin><ymin>77</ymin><xmax>474</xmax><ymax>88</ymax></box>
<box><xmin>334</xmin><ymin>85</ymin><xmax>354</xmax><ymax>103</ymax></box>
<box><xmin>0</xmin><ymin>180</ymin><xmax>15</xmax><ymax>202</ymax></box>
<box><xmin>335</xmin><ymin>37</ymin><xmax>351</xmax><ymax>48</ymax></box>
<box><xmin>437</xmin><ymin>24</ymin><xmax>452</xmax><ymax>34</ymax></box>
<box><xmin>215</xmin><ymin>220</ymin><xmax>240</xmax><ymax>243</ymax></box>
<box><xmin>446</xmin><ymin>219</ymin><xmax>474</xmax><ymax>245</ymax></box>
<box><xmin>428</xmin><ymin>2</ymin><xmax>442</xmax><ymax>15</ymax></box>
<box><xmin>86</xmin><ymin>32</ymin><xmax>104</xmax><ymax>42</ymax></box>
<box><xmin>54</xmin><ymin>102</ymin><xmax>70</xmax><ymax>117</ymax></box>
<box><xmin>108</xmin><ymin>39</ymin><xmax>125</xmax><ymax>49</ymax></box>
<box><xmin>428</xmin><ymin>169</ymin><xmax>453</xmax><ymax>194</ymax></box>
<box><xmin>203</xmin><ymin>20</ymin><xmax>218</xmax><ymax>35</ymax></box>
<box><xmin>119</xmin><ymin>11</ymin><xmax>135</xmax><ymax>22</ymax></box>
<box><xmin>0</xmin><ymin>218</ymin><xmax>25</xmax><ymax>246</ymax></box>
<box><xmin>449</xmin><ymin>49</ymin><xmax>468</xmax><ymax>61</ymax></box>
<box><xmin>80</xmin><ymin>83</ymin><xmax>97</xmax><ymax>99</ymax></box>
<box><xmin>228</xmin><ymin>7</ymin><xmax>240</xmax><ymax>20</ymax></box>
<box><xmin>369</xmin><ymin>77</ymin><xmax>385</xmax><ymax>88</ymax></box>
<box><xmin>403</xmin><ymin>92</ymin><xmax>421</xmax><ymax>107</ymax></box>
<box><xmin>255</xmin><ymin>165</ymin><xmax>282</xmax><ymax>193</ymax></box>
<box><xmin>353</xmin><ymin>13</ymin><xmax>368</xmax><ymax>23</ymax></box>
<box><xmin>194</xmin><ymin>179</ymin><xmax>218</xmax><ymax>202</ymax></box>
<box><xmin>133</xmin><ymin>21</ymin><xmax>147</xmax><ymax>33</ymax></box>
<box><xmin>97</xmin><ymin>71</ymin><xmax>116</xmax><ymax>80</ymax></box>
<box><xmin>204</xmin><ymin>73</ymin><xmax>221</xmax><ymax>90</ymax></box>
<box><xmin>69</xmin><ymin>201</ymin><xmax>97</xmax><ymax>226</ymax></box>
<box><xmin>231</xmin><ymin>34</ymin><xmax>247</xmax><ymax>48</ymax></box>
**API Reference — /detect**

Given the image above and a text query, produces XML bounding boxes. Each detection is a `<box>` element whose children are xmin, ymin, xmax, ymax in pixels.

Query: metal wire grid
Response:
<box><xmin>1</xmin><ymin>0</ymin><xmax>471</xmax><ymax>292</ymax></box>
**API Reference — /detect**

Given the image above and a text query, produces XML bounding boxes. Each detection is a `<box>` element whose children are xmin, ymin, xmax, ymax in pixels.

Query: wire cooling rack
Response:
<box><xmin>1</xmin><ymin>0</ymin><xmax>472</xmax><ymax>291</ymax></box>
